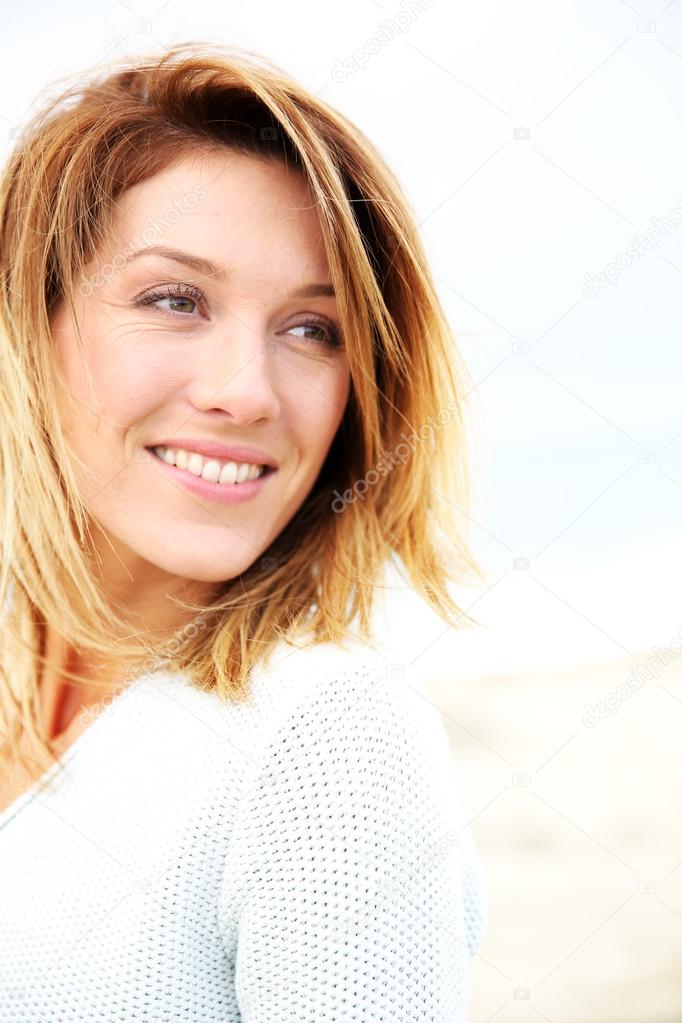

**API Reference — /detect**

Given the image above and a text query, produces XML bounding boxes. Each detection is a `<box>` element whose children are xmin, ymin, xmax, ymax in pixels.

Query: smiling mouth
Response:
<box><xmin>143</xmin><ymin>445</ymin><xmax>277</xmax><ymax>501</ymax></box>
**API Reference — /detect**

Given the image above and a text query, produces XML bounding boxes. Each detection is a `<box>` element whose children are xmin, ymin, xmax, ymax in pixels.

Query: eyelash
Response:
<box><xmin>134</xmin><ymin>284</ymin><xmax>343</xmax><ymax>349</ymax></box>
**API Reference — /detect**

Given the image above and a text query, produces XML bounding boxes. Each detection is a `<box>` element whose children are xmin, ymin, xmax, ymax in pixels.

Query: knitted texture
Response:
<box><xmin>0</xmin><ymin>639</ymin><xmax>487</xmax><ymax>1021</ymax></box>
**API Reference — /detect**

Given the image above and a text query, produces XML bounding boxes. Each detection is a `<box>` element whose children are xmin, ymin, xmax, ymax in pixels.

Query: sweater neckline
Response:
<box><xmin>0</xmin><ymin>665</ymin><xmax>168</xmax><ymax>835</ymax></box>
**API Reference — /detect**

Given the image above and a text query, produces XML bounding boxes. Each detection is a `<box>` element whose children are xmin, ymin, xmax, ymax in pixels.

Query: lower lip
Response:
<box><xmin>145</xmin><ymin>447</ymin><xmax>276</xmax><ymax>505</ymax></box>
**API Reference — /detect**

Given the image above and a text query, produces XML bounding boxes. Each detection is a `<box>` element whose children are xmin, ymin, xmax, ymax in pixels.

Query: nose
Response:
<box><xmin>186</xmin><ymin>317</ymin><xmax>281</xmax><ymax>424</ymax></box>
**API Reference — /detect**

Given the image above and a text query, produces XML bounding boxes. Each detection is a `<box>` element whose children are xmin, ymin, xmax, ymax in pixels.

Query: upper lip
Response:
<box><xmin>147</xmin><ymin>438</ymin><xmax>279</xmax><ymax>469</ymax></box>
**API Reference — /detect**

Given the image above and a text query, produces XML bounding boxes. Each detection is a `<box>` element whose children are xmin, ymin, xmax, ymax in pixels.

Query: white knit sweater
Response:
<box><xmin>0</xmin><ymin>636</ymin><xmax>488</xmax><ymax>1021</ymax></box>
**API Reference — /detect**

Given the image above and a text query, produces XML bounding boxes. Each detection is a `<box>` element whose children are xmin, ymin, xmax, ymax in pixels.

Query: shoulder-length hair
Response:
<box><xmin>0</xmin><ymin>41</ymin><xmax>486</xmax><ymax>777</ymax></box>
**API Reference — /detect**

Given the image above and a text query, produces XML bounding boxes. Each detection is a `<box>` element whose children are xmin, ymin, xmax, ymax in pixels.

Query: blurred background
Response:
<box><xmin>3</xmin><ymin>1</ymin><xmax>681</xmax><ymax>1018</ymax></box>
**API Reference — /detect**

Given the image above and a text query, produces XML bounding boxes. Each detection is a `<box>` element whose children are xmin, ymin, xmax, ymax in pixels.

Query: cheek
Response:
<box><xmin>90</xmin><ymin>355</ymin><xmax>174</xmax><ymax>426</ymax></box>
<box><xmin>329</xmin><ymin>363</ymin><xmax>352</xmax><ymax>429</ymax></box>
<box><xmin>293</xmin><ymin>364</ymin><xmax>350</xmax><ymax>459</ymax></box>
<box><xmin>55</xmin><ymin>334</ymin><xmax>177</xmax><ymax>437</ymax></box>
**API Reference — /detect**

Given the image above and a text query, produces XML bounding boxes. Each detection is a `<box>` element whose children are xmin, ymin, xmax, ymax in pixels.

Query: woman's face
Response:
<box><xmin>49</xmin><ymin>150</ymin><xmax>351</xmax><ymax>593</ymax></box>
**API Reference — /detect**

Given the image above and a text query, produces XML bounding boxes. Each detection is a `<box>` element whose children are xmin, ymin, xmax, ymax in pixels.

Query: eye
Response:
<box><xmin>133</xmin><ymin>286</ymin><xmax>343</xmax><ymax>349</ymax></box>
<box><xmin>284</xmin><ymin>317</ymin><xmax>342</xmax><ymax>349</ymax></box>
<box><xmin>134</xmin><ymin>283</ymin><xmax>204</xmax><ymax>317</ymax></box>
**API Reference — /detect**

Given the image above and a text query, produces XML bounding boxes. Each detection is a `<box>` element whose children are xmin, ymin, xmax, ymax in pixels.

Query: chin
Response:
<box><xmin>154</xmin><ymin>553</ymin><xmax>259</xmax><ymax>584</ymax></box>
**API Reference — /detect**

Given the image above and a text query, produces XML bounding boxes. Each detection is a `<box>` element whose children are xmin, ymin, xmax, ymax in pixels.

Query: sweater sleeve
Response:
<box><xmin>216</xmin><ymin>658</ymin><xmax>487</xmax><ymax>1022</ymax></box>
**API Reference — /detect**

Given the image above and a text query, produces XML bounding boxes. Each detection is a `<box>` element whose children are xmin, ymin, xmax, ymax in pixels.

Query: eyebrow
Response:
<box><xmin>121</xmin><ymin>244</ymin><xmax>336</xmax><ymax>298</ymax></box>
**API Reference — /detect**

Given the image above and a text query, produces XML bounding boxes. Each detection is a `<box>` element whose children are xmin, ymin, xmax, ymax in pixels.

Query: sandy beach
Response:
<box><xmin>424</xmin><ymin>649</ymin><xmax>682</xmax><ymax>1022</ymax></box>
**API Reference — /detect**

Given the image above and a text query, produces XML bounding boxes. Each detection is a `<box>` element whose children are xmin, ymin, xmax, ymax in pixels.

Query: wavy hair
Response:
<box><xmin>0</xmin><ymin>41</ymin><xmax>486</xmax><ymax>779</ymax></box>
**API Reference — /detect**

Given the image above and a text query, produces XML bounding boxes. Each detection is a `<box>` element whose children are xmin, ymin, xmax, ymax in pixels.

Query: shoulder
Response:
<box><xmin>258</xmin><ymin>637</ymin><xmax>464</xmax><ymax>796</ymax></box>
<box><xmin>216</xmin><ymin>638</ymin><xmax>488</xmax><ymax>1020</ymax></box>
<box><xmin>237</xmin><ymin>637</ymin><xmax>458</xmax><ymax>809</ymax></box>
<box><xmin>220</xmin><ymin>635</ymin><xmax>488</xmax><ymax>940</ymax></box>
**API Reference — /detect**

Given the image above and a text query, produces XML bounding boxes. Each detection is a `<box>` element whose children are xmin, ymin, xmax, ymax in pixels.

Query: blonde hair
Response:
<box><xmin>0</xmin><ymin>41</ymin><xmax>486</xmax><ymax>780</ymax></box>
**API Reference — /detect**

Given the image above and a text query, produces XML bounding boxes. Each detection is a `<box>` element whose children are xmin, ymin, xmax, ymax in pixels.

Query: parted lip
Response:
<box><xmin>147</xmin><ymin>438</ymin><xmax>279</xmax><ymax>469</ymax></box>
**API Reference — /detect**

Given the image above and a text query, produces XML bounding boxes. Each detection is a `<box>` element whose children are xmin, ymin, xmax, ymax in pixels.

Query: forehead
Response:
<box><xmin>107</xmin><ymin>150</ymin><xmax>331</xmax><ymax>284</ymax></box>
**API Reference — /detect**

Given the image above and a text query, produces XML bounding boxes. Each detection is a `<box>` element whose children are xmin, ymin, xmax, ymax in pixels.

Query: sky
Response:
<box><xmin>2</xmin><ymin>0</ymin><xmax>680</xmax><ymax>680</ymax></box>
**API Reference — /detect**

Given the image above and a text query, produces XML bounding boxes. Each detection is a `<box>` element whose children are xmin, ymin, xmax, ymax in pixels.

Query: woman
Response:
<box><xmin>0</xmin><ymin>42</ymin><xmax>488</xmax><ymax>1021</ymax></box>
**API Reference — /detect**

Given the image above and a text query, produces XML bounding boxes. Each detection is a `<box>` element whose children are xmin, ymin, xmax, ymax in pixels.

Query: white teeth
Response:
<box><xmin>219</xmin><ymin>461</ymin><xmax>238</xmax><ymax>485</ymax></box>
<box><xmin>152</xmin><ymin>446</ymin><xmax>266</xmax><ymax>485</ymax></box>
<box><xmin>200</xmin><ymin>459</ymin><xmax>222</xmax><ymax>483</ymax></box>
